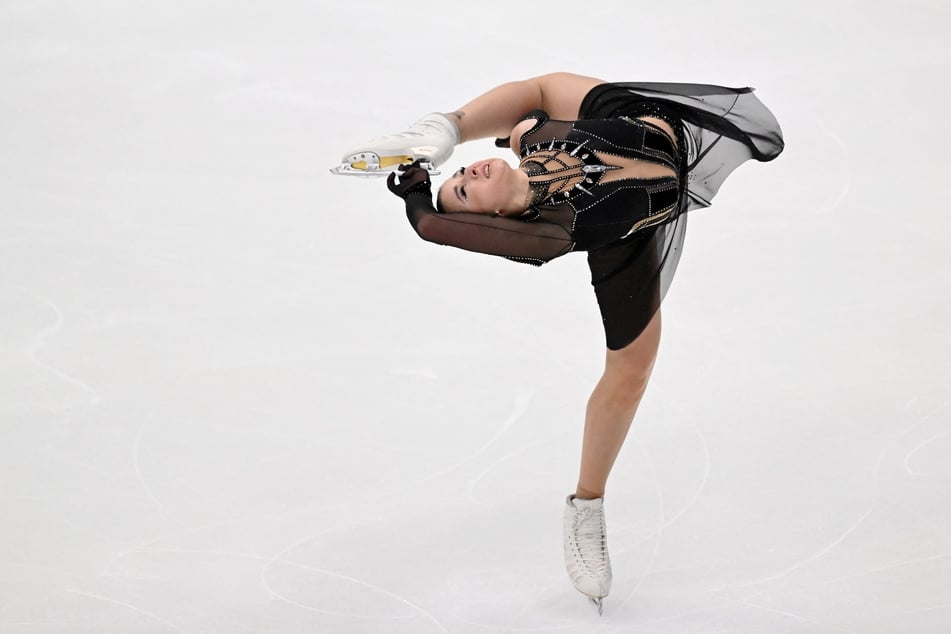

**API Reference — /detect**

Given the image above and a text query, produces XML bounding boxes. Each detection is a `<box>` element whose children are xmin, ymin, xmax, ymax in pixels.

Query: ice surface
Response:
<box><xmin>1</xmin><ymin>1</ymin><xmax>949</xmax><ymax>632</ymax></box>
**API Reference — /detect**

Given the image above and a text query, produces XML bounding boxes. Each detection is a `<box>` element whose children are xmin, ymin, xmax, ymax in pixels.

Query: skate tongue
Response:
<box><xmin>571</xmin><ymin>496</ymin><xmax>603</xmax><ymax>510</ymax></box>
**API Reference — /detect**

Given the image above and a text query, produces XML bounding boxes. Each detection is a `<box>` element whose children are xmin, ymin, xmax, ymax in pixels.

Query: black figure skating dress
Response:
<box><xmin>404</xmin><ymin>82</ymin><xmax>785</xmax><ymax>349</ymax></box>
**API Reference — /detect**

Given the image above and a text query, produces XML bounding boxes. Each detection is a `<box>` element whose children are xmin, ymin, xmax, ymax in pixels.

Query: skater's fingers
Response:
<box><xmin>386</xmin><ymin>171</ymin><xmax>401</xmax><ymax>193</ymax></box>
<box><xmin>411</xmin><ymin>169</ymin><xmax>432</xmax><ymax>188</ymax></box>
<box><xmin>400</xmin><ymin>166</ymin><xmax>424</xmax><ymax>182</ymax></box>
<box><xmin>387</xmin><ymin>165</ymin><xmax>431</xmax><ymax>199</ymax></box>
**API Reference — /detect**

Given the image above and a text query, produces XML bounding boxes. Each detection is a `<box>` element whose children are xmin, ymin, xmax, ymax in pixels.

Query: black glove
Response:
<box><xmin>386</xmin><ymin>161</ymin><xmax>432</xmax><ymax>200</ymax></box>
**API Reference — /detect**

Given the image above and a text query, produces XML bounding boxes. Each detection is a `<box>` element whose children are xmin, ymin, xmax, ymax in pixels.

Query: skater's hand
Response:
<box><xmin>386</xmin><ymin>161</ymin><xmax>432</xmax><ymax>199</ymax></box>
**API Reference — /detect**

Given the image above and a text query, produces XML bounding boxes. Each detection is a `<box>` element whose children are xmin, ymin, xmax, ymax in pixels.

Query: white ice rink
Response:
<box><xmin>2</xmin><ymin>1</ymin><xmax>949</xmax><ymax>632</ymax></box>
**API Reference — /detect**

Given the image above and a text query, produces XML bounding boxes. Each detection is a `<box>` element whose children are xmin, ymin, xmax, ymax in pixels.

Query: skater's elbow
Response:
<box><xmin>408</xmin><ymin>212</ymin><xmax>441</xmax><ymax>243</ymax></box>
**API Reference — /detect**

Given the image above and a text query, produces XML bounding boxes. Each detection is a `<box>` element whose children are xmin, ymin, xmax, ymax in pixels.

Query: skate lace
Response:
<box><xmin>572</xmin><ymin>507</ymin><xmax>609</xmax><ymax>574</ymax></box>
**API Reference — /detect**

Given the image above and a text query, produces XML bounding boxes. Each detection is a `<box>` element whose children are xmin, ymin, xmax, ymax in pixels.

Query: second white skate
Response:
<box><xmin>331</xmin><ymin>112</ymin><xmax>459</xmax><ymax>177</ymax></box>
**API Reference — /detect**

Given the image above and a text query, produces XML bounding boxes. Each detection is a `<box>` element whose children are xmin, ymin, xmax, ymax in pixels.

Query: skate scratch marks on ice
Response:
<box><xmin>808</xmin><ymin>110</ymin><xmax>853</xmax><ymax>216</ymax></box>
<box><xmin>132</xmin><ymin>417</ymin><xmax>169</xmax><ymax>522</ymax></box>
<box><xmin>465</xmin><ymin>436</ymin><xmax>559</xmax><ymax>504</ymax></box>
<box><xmin>898</xmin><ymin>600</ymin><xmax>951</xmax><ymax>616</ymax></box>
<box><xmin>903</xmin><ymin>430</ymin><xmax>949</xmax><ymax>476</ymax></box>
<box><xmin>462</xmin><ymin>388</ymin><xmax>536</xmax><ymax>500</ymax></box>
<box><xmin>739</xmin><ymin>599</ymin><xmax>861</xmax><ymax>634</ymax></box>
<box><xmin>652</xmin><ymin>419</ymin><xmax>712</xmax><ymax>535</ymax></box>
<box><xmin>100</xmin><ymin>517</ymin><xmax>258</xmax><ymax>577</ymax></box>
<box><xmin>619</xmin><ymin>440</ymin><xmax>666</xmax><ymax>607</ymax></box>
<box><xmin>730</xmin><ymin>406</ymin><xmax>951</xmax><ymax>599</ymax></box>
<box><xmin>713</xmin><ymin>554</ymin><xmax>951</xmax><ymax>625</ymax></box>
<box><xmin>63</xmin><ymin>588</ymin><xmax>186</xmax><ymax>633</ymax></box>
<box><xmin>401</xmin><ymin>388</ymin><xmax>535</xmax><ymax>495</ymax></box>
<box><xmin>20</xmin><ymin>288</ymin><xmax>102</xmax><ymax>407</ymax></box>
<box><xmin>619</xmin><ymin>418</ymin><xmax>711</xmax><ymax>608</ymax></box>
<box><xmin>758</xmin><ymin>551</ymin><xmax>951</xmax><ymax>603</ymax></box>
<box><xmin>469</xmin><ymin>388</ymin><xmax>534</xmax><ymax>460</ymax></box>
<box><xmin>260</xmin><ymin>532</ymin><xmax>451</xmax><ymax>633</ymax></box>
<box><xmin>707</xmin><ymin>441</ymin><xmax>893</xmax><ymax>600</ymax></box>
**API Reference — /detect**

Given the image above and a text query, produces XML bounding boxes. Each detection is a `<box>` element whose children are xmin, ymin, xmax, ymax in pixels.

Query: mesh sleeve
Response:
<box><xmin>404</xmin><ymin>194</ymin><xmax>573</xmax><ymax>267</ymax></box>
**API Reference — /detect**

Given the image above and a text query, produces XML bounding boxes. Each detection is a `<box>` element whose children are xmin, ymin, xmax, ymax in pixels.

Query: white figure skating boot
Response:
<box><xmin>563</xmin><ymin>494</ymin><xmax>612</xmax><ymax>615</ymax></box>
<box><xmin>331</xmin><ymin>112</ymin><xmax>460</xmax><ymax>177</ymax></box>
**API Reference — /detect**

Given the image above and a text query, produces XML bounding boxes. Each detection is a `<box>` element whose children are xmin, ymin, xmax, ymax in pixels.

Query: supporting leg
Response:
<box><xmin>576</xmin><ymin>310</ymin><xmax>662</xmax><ymax>500</ymax></box>
<box><xmin>563</xmin><ymin>311</ymin><xmax>661</xmax><ymax>611</ymax></box>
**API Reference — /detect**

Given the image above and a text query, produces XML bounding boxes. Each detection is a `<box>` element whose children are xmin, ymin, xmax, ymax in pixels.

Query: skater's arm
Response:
<box><xmin>405</xmin><ymin>199</ymin><xmax>573</xmax><ymax>266</ymax></box>
<box><xmin>334</xmin><ymin>73</ymin><xmax>603</xmax><ymax>173</ymax></box>
<box><xmin>447</xmin><ymin>72</ymin><xmax>605</xmax><ymax>143</ymax></box>
<box><xmin>389</xmin><ymin>166</ymin><xmax>573</xmax><ymax>266</ymax></box>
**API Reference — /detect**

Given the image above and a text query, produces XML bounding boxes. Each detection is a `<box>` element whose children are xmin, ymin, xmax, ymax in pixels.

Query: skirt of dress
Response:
<box><xmin>579</xmin><ymin>82</ymin><xmax>784</xmax><ymax>350</ymax></box>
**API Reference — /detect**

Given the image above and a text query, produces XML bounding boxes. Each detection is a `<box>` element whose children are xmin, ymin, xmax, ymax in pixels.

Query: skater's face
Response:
<box><xmin>437</xmin><ymin>158</ymin><xmax>526</xmax><ymax>215</ymax></box>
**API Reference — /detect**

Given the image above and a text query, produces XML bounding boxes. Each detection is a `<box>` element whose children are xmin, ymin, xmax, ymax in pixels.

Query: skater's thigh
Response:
<box><xmin>605</xmin><ymin>310</ymin><xmax>661</xmax><ymax>381</ymax></box>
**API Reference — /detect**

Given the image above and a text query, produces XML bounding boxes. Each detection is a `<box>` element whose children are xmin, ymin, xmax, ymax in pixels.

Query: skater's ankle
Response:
<box><xmin>575</xmin><ymin>486</ymin><xmax>603</xmax><ymax>500</ymax></box>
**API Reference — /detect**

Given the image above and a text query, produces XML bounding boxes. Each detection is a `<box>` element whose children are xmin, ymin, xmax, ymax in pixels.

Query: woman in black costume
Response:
<box><xmin>339</xmin><ymin>72</ymin><xmax>783</xmax><ymax>612</ymax></box>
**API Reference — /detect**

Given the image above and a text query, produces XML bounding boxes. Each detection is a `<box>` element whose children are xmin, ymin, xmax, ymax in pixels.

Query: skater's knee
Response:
<box><xmin>604</xmin><ymin>359</ymin><xmax>653</xmax><ymax>390</ymax></box>
<box><xmin>593</xmin><ymin>357</ymin><xmax>653</xmax><ymax>415</ymax></box>
<box><xmin>604</xmin><ymin>343</ymin><xmax>657</xmax><ymax>387</ymax></box>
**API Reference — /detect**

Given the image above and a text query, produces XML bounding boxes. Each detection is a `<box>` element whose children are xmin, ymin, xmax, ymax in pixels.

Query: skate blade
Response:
<box><xmin>589</xmin><ymin>597</ymin><xmax>603</xmax><ymax>616</ymax></box>
<box><xmin>329</xmin><ymin>155</ymin><xmax>440</xmax><ymax>177</ymax></box>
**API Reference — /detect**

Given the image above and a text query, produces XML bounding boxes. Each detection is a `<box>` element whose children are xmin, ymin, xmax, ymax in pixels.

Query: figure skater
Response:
<box><xmin>335</xmin><ymin>72</ymin><xmax>784</xmax><ymax>613</ymax></box>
